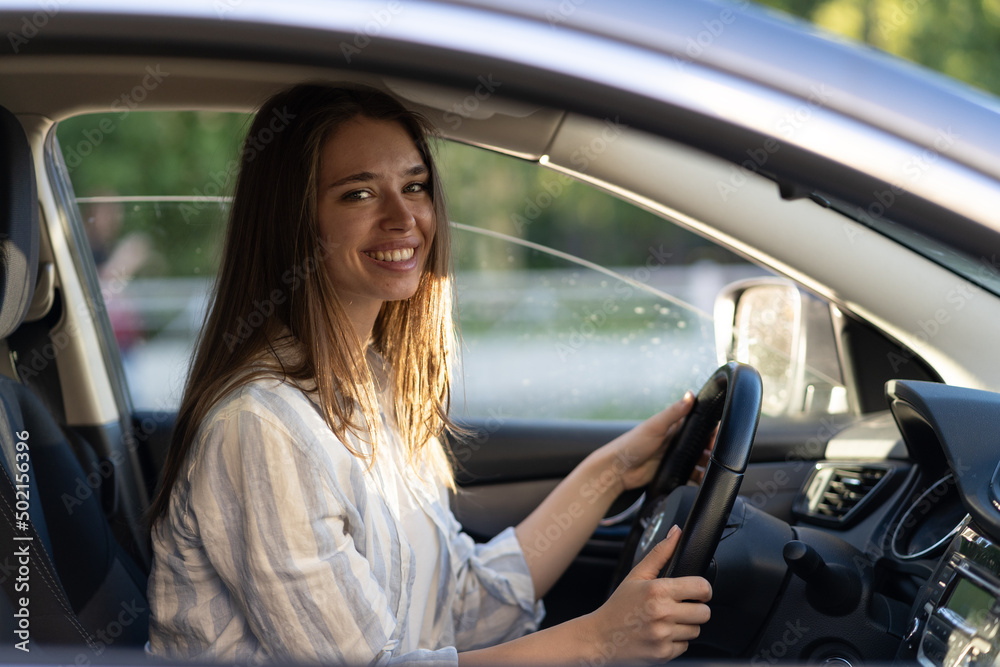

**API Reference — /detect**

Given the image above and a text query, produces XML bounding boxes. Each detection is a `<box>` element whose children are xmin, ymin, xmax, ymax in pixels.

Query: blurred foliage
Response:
<box><xmin>757</xmin><ymin>0</ymin><xmax>1000</xmax><ymax>97</ymax></box>
<box><xmin>435</xmin><ymin>141</ymin><xmax>741</xmax><ymax>271</ymax></box>
<box><xmin>57</xmin><ymin>111</ymin><xmax>249</xmax><ymax>278</ymax></box>
<box><xmin>58</xmin><ymin>111</ymin><xmax>251</xmax><ymax>195</ymax></box>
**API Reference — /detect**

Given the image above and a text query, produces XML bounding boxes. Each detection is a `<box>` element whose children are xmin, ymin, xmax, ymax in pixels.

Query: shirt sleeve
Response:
<box><xmin>447</xmin><ymin>517</ymin><xmax>546</xmax><ymax>651</ymax></box>
<box><xmin>188</xmin><ymin>401</ymin><xmax>458</xmax><ymax>666</ymax></box>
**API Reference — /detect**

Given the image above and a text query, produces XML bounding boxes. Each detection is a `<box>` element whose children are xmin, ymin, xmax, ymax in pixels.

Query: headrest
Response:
<box><xmin>0</xmin><ymin>105</ymin><xmax>39</xmax><ymax>339</ymax></box>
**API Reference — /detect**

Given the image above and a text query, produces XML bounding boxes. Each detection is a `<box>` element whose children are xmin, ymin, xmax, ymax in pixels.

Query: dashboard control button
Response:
<box><xmin>927</xmin><ymin>614</ymin><xmax>952</xmax><ymax>641</ymax></box>
<box><xmin>921</xmin><ymin>636</ymin><xmax>947</xmax><ymax>665</ymax></box>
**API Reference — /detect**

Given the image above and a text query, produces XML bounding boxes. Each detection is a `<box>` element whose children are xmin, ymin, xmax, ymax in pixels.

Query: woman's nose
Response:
<box><xmin>379</xmin><ymin>191</ymin><xmax>417</xmax><ymax>230</ymax></box>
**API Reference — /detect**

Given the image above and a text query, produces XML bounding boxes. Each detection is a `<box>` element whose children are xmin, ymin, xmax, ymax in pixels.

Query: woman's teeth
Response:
<box><xmin>365</xmin><ymin>248</ymin><xmax>414</xmax><ymax>262</ymax></box>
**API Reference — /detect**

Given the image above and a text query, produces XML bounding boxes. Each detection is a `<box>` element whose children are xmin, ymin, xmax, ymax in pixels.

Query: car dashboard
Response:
<box><xmin>769</xmin><ymin>379</ymin><xmax>1000</xmax><ymax>666</ymax></box>
<box><xmin>907</xmin><ymin>524</ymin><xmax>1000</xmax><ymax>667</ymax></box>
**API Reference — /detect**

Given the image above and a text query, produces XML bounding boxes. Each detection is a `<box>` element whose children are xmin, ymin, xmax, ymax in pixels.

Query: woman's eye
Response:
<box><xmin>405</xmin><ymin>181</ymin><xmax>429</xmax><ymax>194</ymax></box>
<box><xmin>343</xmin><ymin>189</ymin><xmax>372</xmax><ymax>201</ymax></box>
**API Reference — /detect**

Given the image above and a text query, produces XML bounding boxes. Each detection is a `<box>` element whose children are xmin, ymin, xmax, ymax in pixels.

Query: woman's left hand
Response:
<box><xmin>599</xmin><ymin>391</ymin><xmax>698</xmax><ymax>494</ymax></box>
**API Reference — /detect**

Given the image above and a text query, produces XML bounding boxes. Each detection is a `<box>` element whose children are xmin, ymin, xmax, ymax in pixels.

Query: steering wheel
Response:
<box><xmin>610</xmin><ymin>362</ymin><xmax>762</xmax><ymax>589</ymax></box>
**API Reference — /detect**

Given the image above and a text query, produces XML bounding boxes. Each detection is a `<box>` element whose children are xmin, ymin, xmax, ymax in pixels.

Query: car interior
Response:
<box><xmin>0</xmin><ymin>103</ymin><xmax>147</xmax><ymax>652</ymax></box>
<box><xmin>2</xmin><ymin>19</ymin><xmax>1000</xmax><ymax>663</ymax></box>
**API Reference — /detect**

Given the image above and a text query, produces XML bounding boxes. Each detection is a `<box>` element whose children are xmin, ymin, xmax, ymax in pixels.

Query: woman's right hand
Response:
<box><xmin>579</xmin><ymin>525</ymin><xmax>712</xmax><ymax>664</ymax></box>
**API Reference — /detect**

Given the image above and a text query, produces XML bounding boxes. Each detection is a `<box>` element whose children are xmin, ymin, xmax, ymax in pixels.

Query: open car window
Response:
<box><xmin>439</xmin><ymin>142</ymin><xmax>771</xmax><ymax>419</ymax></box>
<box><xmin>55</xmin><ymin>109</ymin><xmax>852</xmax><ymax>420</ymax></box>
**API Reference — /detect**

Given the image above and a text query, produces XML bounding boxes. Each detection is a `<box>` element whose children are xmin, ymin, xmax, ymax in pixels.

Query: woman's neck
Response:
<box><xmin>342</xmin><ymin>298</ymin><xmax>381</xmax><ymax>346</ymax></box>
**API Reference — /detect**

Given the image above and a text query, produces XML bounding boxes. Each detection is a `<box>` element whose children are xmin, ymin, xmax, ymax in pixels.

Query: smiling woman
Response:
<box><xmin>316</xmin><ymin>116</ymin><xmax>436</xmax><ymax>340</ymax></box>
<box><xmin>146</xmin><ymin>84</ymin><xmax>458</xmax><ymax>507</ymax></box>
<box><xmin>144</xmin><ymin>82</ymin><xmax>712</xmax><ymax>666</ymax></box>
<box><xmin>9</xmin><ymin>0</ymin><xmax>1000</xmax><ymax>663</ymax></box>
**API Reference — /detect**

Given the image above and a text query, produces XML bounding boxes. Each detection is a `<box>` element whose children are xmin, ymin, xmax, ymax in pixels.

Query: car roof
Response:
<box><xmin>3</xmin><ymin>0</ymin><xmax>999</xmax><ymax>168</ymax></box>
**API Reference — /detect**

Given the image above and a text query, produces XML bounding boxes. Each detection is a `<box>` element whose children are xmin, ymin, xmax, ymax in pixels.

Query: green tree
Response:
<box><xmin>57</xmin><ymin>111</ymin><xmax>249</xmax><ymax>278</ymax></box>
<box><xmin>757</xmin><ymin>0</ymin><xmax>1000</xmax><ymax>97</ymax></box>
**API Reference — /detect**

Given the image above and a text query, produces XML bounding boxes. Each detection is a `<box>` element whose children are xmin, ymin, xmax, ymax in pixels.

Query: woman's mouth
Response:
<box><xmin>363</xmin><ymin>247</ymin><xmax>415</xmax><ymax>262</ymax></box>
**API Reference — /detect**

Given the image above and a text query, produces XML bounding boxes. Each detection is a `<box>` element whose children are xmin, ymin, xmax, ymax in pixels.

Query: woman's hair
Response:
<box><xmin>149</xmin><ymin>83</ymin><xmax>458</xmax><ymax>524</ymax></box>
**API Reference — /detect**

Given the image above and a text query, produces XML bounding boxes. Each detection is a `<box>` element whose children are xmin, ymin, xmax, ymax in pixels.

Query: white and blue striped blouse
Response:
<box><xmin>148</xmin><ymin>367</ymin><xmax>543</xmax><ymax>665</ymax></box>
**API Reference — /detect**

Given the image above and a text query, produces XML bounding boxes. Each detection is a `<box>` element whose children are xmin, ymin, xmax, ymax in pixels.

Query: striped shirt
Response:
<box><xmin>148</xmin><ymin>364</ymin><xmax>544</xmax><ymax>665</ymax></box>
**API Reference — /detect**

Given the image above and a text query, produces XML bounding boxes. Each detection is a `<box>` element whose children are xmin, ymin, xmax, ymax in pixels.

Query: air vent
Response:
<box><xmin>794</xmin><ymin>463</ymin><xmax>894</xmax><ymax>528</ymax></box>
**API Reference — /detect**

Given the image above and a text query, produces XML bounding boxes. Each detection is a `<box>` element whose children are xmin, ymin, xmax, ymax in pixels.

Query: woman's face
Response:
<box><xmin>316</xmin><ymin>116</ymin><xmax>436</xmax><ymax>332</ymax></box>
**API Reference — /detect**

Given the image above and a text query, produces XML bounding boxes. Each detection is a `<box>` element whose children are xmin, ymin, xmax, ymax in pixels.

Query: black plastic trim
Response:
<box><xmin>887</xmin><ymin>380</ymin><xmax>1000</xmax><ymax>539</ymax></box>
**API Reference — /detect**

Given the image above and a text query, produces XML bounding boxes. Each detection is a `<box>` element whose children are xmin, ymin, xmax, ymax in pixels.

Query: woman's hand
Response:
<box><xmin>598</xmin><ymin>391</ymin><xmax>696</xmax><ymax>495</ymax></box>
<box><xmin>579</xmin><ymin>525</ymin><xmax>711</xmax><ymax>664</ymax></box>
<box><xmin>515</xmin><ymin>390</ymin><xmax>712</xmax><ymax>601</ymax></box>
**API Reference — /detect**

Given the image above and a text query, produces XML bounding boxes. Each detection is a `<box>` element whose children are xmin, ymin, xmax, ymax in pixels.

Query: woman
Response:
<box><xmin>147</xmin><ymin>83</ymin><xmax>711</xmax><ymax>666</ymax></box>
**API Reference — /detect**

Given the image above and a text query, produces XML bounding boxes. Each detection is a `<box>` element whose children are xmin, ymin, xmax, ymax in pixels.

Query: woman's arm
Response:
<box><xmin>514</xmin><ymin>392</ymin><xmax>695</xmax><ymax>599</ymax></box>
<box><xmin>460</xmin><ymin>526</ymin><xmax>711</xmax><ymax>666</ymax></box>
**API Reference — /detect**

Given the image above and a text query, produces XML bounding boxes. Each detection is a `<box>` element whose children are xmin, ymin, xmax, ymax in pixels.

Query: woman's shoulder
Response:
<box><xmin>181</xmin><ymin>376</ymin><xmax>372</xmax><ymax>499</ymax></box>
<box><xmin>211</xmin><ymin>372</ymin><xmax>315</xmax><ymax>426</ymax></box>
<box><xmin>205</xmin><ymin>332</ymin><xmax>318</xmax><ymax>423</ymax></box>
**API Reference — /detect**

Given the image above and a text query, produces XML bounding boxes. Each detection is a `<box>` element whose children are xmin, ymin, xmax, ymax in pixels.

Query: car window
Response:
<box><xmin>56</xmin><ymin>110</ymin><xmax>247</xmax><ymax>411</ymax></box>
<box><xmin>56</xmin><ymin>110</ymin><xmax>842</xmax><ymax>420</ymax></box>
<box><xmin>438</xmin><ymin>142</ymin><xmax>771</xmax><ymax>419</ymax></box>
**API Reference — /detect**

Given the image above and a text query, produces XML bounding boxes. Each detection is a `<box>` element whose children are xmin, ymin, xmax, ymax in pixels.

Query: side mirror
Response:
<box><xmin>714</xmin><ymin>278</ymin><xmax>851</xmax><ymax>416</ymax></box>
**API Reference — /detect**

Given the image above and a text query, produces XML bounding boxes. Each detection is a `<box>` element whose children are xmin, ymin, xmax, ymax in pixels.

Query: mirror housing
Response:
<box><xmin>714</xmin><ymin>278</ymin><xmax>851</xmax><ymax>416</ymax></box>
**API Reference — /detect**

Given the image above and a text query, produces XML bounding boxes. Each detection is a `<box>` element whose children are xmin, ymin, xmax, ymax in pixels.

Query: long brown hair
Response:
<box><xmin>149</xmin><ymin>83</ymin><xmax>458</xmax><ymax>525</ymax></box>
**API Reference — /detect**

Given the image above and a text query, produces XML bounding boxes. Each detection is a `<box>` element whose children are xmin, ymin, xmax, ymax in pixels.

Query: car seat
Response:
<box><xmin>0</xmin><ymin>104</ymin><xmax>149</xmax><ymax>652</ymax></box>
